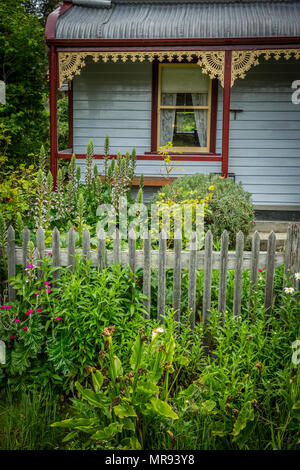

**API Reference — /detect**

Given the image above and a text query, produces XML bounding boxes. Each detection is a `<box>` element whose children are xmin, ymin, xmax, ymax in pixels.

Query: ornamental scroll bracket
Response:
<box><xmin>231</xmin><ymin>49</ymin><xmax>300</xmax><ymax>86</ymax></box>
<box><xmin>58</xmin><ymin>51</ymin><xmax>226</xmax><ymax>88</ymax></box>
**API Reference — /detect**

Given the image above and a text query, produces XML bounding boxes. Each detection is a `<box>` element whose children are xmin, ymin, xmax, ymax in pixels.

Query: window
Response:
<box><xmin>157</xmin><ymin>64</ymin><xmax>212</xmax><ymax>152</ymax></box>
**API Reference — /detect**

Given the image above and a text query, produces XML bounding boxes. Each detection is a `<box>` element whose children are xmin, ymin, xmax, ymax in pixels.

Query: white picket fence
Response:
<box><xmin>5</xmin><ymin>224</ymin><xmax>300</xmax><ymax>327</ymax></box>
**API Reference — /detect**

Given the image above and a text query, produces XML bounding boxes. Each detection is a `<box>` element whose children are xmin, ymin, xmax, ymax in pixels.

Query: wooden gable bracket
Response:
<box><xmin>232</xmin><ymin>49</ymin><xmax>300</xmax><ymax>86</ymax></box>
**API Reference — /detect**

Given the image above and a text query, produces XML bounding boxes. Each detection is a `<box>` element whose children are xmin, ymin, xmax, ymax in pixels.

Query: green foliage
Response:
<box><xmin>57</xmin><ymin>96</ymin><xmax>69</xmax><ymax>151</ymax></box>
<box><xmin>0</xmin><ymin>162</ymin><xmax>38</xmax><ymax>224</ymax></box>
<box><xmin>0</xmin><ymin>0</ymin><xmax>48</xmax><ymax>163</ymax></box>
<box><xmin>0</xmin><ymin>386</ymin><xmax>66</xmax><ymax>450</ymax></box>
<box><xmin>152</xmin><ymin>173</ymin><xmax>255</xmax><ymax>248</ymax></box>
<box><xmin>51</xmin><ymin>327</ymin><xmax>179</xmax><ymax>449</ymax></box>
<box><xmin>0</xmin><ymin>258</ymin><xmax>148</xmax><ymax>390</ymax></box>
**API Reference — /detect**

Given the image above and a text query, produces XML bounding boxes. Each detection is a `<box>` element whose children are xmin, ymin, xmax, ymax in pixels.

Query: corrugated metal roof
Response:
<box><xmin>55</xmin><ymin>1</ymin><xmax>300</xmax><ymax>39</ymax></box>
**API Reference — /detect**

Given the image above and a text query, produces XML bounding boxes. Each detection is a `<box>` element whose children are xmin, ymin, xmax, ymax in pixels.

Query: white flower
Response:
<box><xmin>152</xmin><ymin>327</ymin><xmax>164</xmax><ymax>341</ymax></box>
<box><xmin>295</xmin><ymin>273</ymin><xmax>300</xmax><ymax>280</ymax></box>
<box><xmin>284</xmin><ymin>287</ymin><xmax>295</xmax><ymax>294</ymax></box>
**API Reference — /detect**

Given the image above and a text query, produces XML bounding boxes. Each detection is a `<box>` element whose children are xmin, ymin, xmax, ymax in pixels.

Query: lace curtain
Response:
<box><xmin>191</xmin><ymin>93</ymin><xmax>208</xmax><ymax>148</ymax></box>
<box><xmin>160</xmin><ymin>94</ymin><xmax>177</xmax><ymax>146</ymax></box>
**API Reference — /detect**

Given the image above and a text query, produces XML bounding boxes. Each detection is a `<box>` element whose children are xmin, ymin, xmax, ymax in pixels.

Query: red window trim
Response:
<box><xmin>150</xmin><ymin>61</ymin><xmax>218</xmax><ymax>158</ymax></box>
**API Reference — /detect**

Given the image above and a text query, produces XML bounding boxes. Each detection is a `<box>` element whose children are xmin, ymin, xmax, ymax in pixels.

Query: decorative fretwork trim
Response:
<box><xmin>232</xmin><ymin>49</ymin><xmax>300</xmax><ymax>86</ymax></box>
<box><xmin>58</xmin><ymin>49</ymin><xmax>300</xmax><ymax>88</ymax></box>
<box><xmin>58</xmin><ymin>50</ymin><xmax>226</xmax><ymax>87</ymax></box>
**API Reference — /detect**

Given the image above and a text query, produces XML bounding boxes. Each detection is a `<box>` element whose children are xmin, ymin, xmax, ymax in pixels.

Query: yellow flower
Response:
<box><xmin>208</xmin><ymin>185</ymin><xmax>215</xmax><ymax>191</ymax></box>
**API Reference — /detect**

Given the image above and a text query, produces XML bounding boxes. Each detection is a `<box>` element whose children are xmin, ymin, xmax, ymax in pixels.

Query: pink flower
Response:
<box><xmin>25</xmin><ymin>310</ymin><xmax>34</xmax><ymax>316</ymax></box>
<box><xmin>6</xmin><ymin>305</ymin><xmax>12</xmax><ymax>309</ymax></box>
<box><xmin>55</xmin><ymin>317</ymin><xmax>62</xmax><ymax>322</ymax></box>
<box><xmin>37</xmin><ymin>308</ymin><xmax>42</xmax><ymax>313</ymax></box>
<box><xmin>27</xmin><ymin>264</ymin><xmax>34</xmax><ymax>268</ymax></box>
<box><xmin>47</xmin><ymin>289</ymin><xmax>51</xmax><ymax>294</ymax></box>
<box><xmin>48</xmin><ymin>252</ymin><xmax>52</xmax><ymax>257</ymax></box>
<box><xmin>23</xmin><ymin>326</ymin><xmax>28</xmax><ymax>331</ymax></box>
<box><xmin>14</xmin><ymin>319</ymin><xmax>20</xmax><ymax>323</ymax></box>
<box><xmin>259</xmin><ymin>269</ymin><xmax>263</xmax><ymax>272</ymax></box>
<box><xmin>3</xmin><ymin>280</ymin><xmax>8</xmax><ymax>284</ymax></box>
<box><xmin>44</xmin><ymin>282</ymin><xmax>50</xmax><ymax>285</ymax></box>
<box><xmin>34</xmin><ymin>292</ymin><xmax>39</xmax><ymax>296</ymax></box>
<box><xmin>10</xmin><ymin>335</ymin><xmax>15</xmax><ymax>340</ymax></box>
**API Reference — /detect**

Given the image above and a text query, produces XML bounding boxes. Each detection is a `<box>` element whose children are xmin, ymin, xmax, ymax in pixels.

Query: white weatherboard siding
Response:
<box><xmin>73</xmin><ymin>59</ymin><xmax>300</xmax><ymax>206</ymax></box>
<box><xmin>73</xmin><ymin>60</ymin><xmax>152</xmax><ymax>155</ymax></box>
<box><xmin>217</xmin><ymin>59</ymin><xmax>300</xmax><ymax>206</ymax></box>
<box><xmin>73</xmin><ymin>60</ymin><xmax>222</xmax><ymax>182</ymax></box>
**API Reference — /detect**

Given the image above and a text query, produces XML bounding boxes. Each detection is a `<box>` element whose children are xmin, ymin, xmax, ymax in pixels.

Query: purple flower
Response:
<box><xmin>27</xmin><ymin>264</ymin><xmax>34</xmax><ymax>268</ymax></box>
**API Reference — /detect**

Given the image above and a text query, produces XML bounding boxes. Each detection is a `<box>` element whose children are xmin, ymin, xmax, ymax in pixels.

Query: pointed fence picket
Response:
<box><xmin>4</xmin><ymin>224</ymin><xmax>300</xmax><ymax>327</ymax></box>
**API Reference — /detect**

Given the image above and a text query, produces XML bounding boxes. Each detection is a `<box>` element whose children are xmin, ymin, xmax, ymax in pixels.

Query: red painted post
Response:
<box><xmin>221</xmin><ymin>50</ymin><xmax>232</xmax><ymax>177</ymax></box>
<box><xmin>49</xmin><ymin>45</ymin><xmax>58</xmax><ymax>188</ymax></box>
<box><xmin>68</xmin><ymin>80</ymin><xmax>73</xmax><ymax>152</ymax></box>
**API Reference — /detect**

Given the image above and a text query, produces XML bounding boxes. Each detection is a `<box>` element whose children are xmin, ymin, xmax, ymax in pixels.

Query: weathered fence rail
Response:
<box><xmin>5</xmin><ymin>224</ymin><xmax>300</xmax><ymax>326</ymax></box>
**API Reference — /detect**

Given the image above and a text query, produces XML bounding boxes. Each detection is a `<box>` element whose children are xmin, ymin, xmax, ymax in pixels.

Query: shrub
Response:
<box><xmin>0</xmin><ymin>257</ymin><xmax>148</xmax><ymax>391</ymax></box>
<box><xmin>152</xmin><ymin>173</ymin><xmax>255</xmax><ymax>248</ymax></box>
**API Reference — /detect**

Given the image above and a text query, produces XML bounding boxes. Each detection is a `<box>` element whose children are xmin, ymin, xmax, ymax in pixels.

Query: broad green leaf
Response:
<box><xmin>122</xmin><ymin>436</ymin><xmax>142</xmax><ymax>450</ymax></box>
<box><xmin>136</xmin><ymin>383</ymin><xmax>159</xmax><ymax>396</ymax></box>
<box><xmin>130</xmin><ymin>333</ymin><xmax>144</xmax><ymax>371</ymax></box>
<box><xmin>51</xmin><ymin>418</ymin><xmax>75</xmax><ymax>428</ymax></box>
<box><xmin>150</xmin><ymin>397</ymin><xmax>178</xmax><ymax>420</ymax></box>
<box><xmin>201</xmin><ymin>400</ymin><xmax>217</xmax><ymax>414</ymax></box>
<box><xmin>114</xmin><ymin>404</ymin><xmax>137</xmax><ymax>419</ymax></box>
<box><xmin>92</xmin><ymin>370</ymin><xmax>104</xmax><ymax>392</ymax></box>
<box><xmin>62</xmin><ymin>430</ymin><xmax>79</xmax><ymax>442</ymax></box>
<box><xmin>91</xmin><ymin>422</ymin><xmax>123</xmax><ymax>440</ymax></box>
<box><xmin>177</xmin><ymin>355</ymin><xmax>189</xmax><ymax>367</ymax></box>
<box><xmin>113</xmin><ymin>356</ymin><xmax>123</xmax><ymax>377</ymax></box>
<box><xmin>123</xmin><ymin>419</ymin><xmax>135</xmax><ymax>432</ymax></box>
<box><xmin>81</xmin><ymin>389</ymin><xmax>109</xmax><ymax>409</ymax></box>
<box><xmin>165</xmin><ymin>335</ymin><xmax>175</xmax><ymax>364</ymax></box>
<box><xmin>232</xmin><ymin>401</ymin><xmax>254</xmax><ymax>437</ymax></box>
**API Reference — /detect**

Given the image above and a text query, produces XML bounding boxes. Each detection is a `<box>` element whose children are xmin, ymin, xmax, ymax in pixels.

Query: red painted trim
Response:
<box><xmin>68</xmin><ymin>81</ymin><xmax>73</xmax><ymax>151</ymax></box>
<box><xmin>210</xmin><ymin>79</ymin><xmax>218</xmax><ymax>154</ymax></box>
<box><xmin>46</xmin><ymin>37</ymin><xmax>300</xmax><ymax>47</ymax></box>
<box><xmin>45</xmin><ymin>3</ymin><xmax>72</xmax><ymax>40</ymax></box>
<box><xmin>49</xmin><ymin>46</ymin><xmax>58</xmax><ymax>188</ymax></box>
<box><xmin>221</xmin><ymin>51</ymin><xmax>232</xmax><ymax>177</ymax></box>
<box><xmin>151</xmin><ymin>61</ymin><xmax>159</xmax><ymax>153</ymax></box>
<box><xmin>57</xmin><ymin>152</ymin><xmax>222</xmax><ymax>162</ymax></box>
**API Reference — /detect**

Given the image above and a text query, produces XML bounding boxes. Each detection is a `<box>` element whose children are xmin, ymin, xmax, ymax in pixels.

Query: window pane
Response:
<box><xmin>160</xmin><ymin>108</ymin><xmax>208</xmax><ymax>148</ymax></box>
<box><xmin>161</xmin><ymin>66</ymin><xmax>209</xmax><ymax>93</ymax></box>
<box><xmin>162</xmin><ymin>92</ymin><xmax>208</xmax><ymax>106</ymax></box>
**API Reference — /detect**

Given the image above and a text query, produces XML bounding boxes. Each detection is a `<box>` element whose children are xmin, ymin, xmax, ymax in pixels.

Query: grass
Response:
<box><xmin>0</xmin><ymin>387</ymin><xmax>66</xmax><ymax>450</ymax></box>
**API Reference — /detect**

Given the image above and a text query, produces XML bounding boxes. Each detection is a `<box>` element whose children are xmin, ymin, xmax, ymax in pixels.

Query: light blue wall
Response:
<box><xmin>217</xmin><ymin>59</ymin><xmax>300</xmax><ymax>206</ymax></box>
<box><xmin>73</xmin><ymin>58</ymin><xmax>300</xmax><ymax>206</ymax></box>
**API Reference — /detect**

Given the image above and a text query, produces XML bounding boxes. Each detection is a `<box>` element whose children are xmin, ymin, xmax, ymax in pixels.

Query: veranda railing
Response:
<box><xmin>5</xmin><ymin>224</ymin><xmax>300</xmax><ymax>327</ymax></box>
